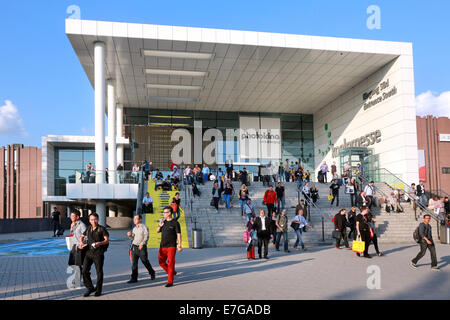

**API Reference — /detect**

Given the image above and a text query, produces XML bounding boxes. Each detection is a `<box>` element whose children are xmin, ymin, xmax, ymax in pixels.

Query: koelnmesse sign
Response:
<box><xmin>363</xmin><ymin>79</ymin><xmax>397</xmax><ymax>111</ymax></box>
<box><xmin>332</xmin><ymin>130</ymin><xmax>381</xmax><ymax>158</ymax></box>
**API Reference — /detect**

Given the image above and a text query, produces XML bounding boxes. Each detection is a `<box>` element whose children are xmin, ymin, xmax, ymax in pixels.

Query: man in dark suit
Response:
<box><xmin>253</xmin><ymin>209</ymin><xmax>273</xmax><ymax>259</ymax></box>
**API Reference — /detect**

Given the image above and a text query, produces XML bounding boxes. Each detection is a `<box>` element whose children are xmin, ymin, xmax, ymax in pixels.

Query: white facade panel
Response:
<box><xmin>314</xmin><ymin>54</ymin><xmax>419</xmax><ymax>184</ymax></box>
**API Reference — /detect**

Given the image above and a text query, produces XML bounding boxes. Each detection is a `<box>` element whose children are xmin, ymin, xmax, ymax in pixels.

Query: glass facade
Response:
<box><xmin>124</xmin><ymin>108</ymin><xmax>315</xmax><ymax>174</ymax></box>
<box><xmin>54</xmin><ymin>148</ymin><xmax>107</xmax><ymax>196</ymax></box>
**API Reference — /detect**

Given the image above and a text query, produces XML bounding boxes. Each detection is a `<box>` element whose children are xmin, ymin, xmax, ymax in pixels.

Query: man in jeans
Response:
<box><xmin>275</xmin><ymin>209</ymin><xmax>290</xmax><ymax>253</ymax></box>
<box><xmin>416</xmin><ymin>180</ymin><xmax>427</xmax><ymax>207</ymax></box>
<box><xmin>127</xmin><ymin>214</ymin><xmax>156</xmax><ymax>283</ymax></box>
<box><xmin>242</xmin><ymin>198</ymin><xmax>255</xmax><ymax>222</ymax></box>
<box><xmin>291</xmin><ymin>209</ymin><xmax>312</xmax><ymax>250</ymax></box>
<box><xmin>363</xmin><ymin>181</ymin><xmax>376</xmax><ymax>209</ymax></box>
<box><xmin>275</xmin><ymin>182</ymin><xmax>285</xmax><ymax>214</ymax></box>
<box><xmin>411</xmin><ymin>214</ymin><xmax>439</xmax><ymax>270</ymax></box>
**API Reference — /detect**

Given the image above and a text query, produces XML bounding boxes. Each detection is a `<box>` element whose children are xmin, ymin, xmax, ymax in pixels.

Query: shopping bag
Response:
<box><xmin>328</xmin><ymin>194</ymin><xmax>334</xmax><ymax>201</ymax></box>
<box><xmin>352</xmin><ymin>236</ymin><xmax>365</xmax><ymax>254</ymax></box>
<box><xmin>243</xmin><ymin>230</ymin><xmax>250</xmax><ymax>243</ymax></box>
<box><xmin>65</xmin><ymin>235</ymin><xmax>75</xmax><ymax>251</ymax></box>
<box><xmin>128</xmin><ymin>242</ymin><xmax>133</xmax><ymax>264</ymax></box>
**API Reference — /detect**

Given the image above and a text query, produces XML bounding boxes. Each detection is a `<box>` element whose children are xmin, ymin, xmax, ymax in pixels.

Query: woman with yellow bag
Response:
<box><xmin>329</xmin><ymin>179</ymin><xmax>340</xmax><ymax>207</ymax></box>
<box><xmin>355</xmin><ymin>206</ymin><xmax>372</xmax><ymax>258</ymax></box>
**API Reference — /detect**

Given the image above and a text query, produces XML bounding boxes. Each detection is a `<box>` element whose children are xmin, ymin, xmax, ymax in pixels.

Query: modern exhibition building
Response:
<box><xmin>41</xmin><ymin>19</ymin><xmax>419</xmax><ymax>224</ymax></box>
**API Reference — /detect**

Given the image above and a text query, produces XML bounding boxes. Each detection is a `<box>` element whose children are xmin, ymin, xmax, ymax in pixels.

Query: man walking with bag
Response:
<box><xmin>334</xmin><ymin>209</ymin><xmax>350</xmax><ymax>250</ymax></box>
<box><xmin>127</xmin><ymin>214</ymin><xmax>156</xmax><ymax>283</ymax></box>
<box><xmin>80</xmin><ymin>213</ymin><xmax>110</xmax><ymax>297</ymax></box>
<box><xmin>68</xmin><ymin>210</ymin><xmax>86</xmax><ymax>289</ymax></box>
<box><xmin>275</xmin><ymin>209</ymin><xmax>290</xmax><ymax>253</ymax></box>
<box><xmin>355</xmin><ymin>206</ymin><xmax>371</xmax><ymax>258</ymax></box>
<box><xmin>411</xmin><ymin>214</ymin><xmax>439</xmax><ymax>270</ymax></box>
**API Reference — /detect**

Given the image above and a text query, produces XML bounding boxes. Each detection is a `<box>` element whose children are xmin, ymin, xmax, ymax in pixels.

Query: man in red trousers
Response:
<box><xmin>157</xmin><ymin>206</ymin><xmax>182</xmax><ymax>287</ymax></box>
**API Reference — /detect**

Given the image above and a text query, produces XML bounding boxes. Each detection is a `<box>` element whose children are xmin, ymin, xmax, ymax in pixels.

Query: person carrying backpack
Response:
<box><xmin>333</xmin><ymin>209</ymin><xmax>350</xmax><ymax>250</ymax></box>
<box><xmin>411</xmin><ymin>214</ymin><xmax>439</xmax><ymax>270</ymax></box>
<box><xmin>79</xmin><ymin>213</ymin><xmax>110</xmax><ymax>297</ymax></box>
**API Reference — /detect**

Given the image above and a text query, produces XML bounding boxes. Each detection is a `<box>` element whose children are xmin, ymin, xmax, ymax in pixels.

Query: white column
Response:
<box><xmin>94</xmin><ymin>41</ymin><xmax>106</xmax><ymax>184</ymax></box>
<box><xmin>107</xmin><ymin>79</ymin><xmax>117</xmax><ymax>184</ymax></box>
<box><xmin>116</xmin><ymin>104</ymin><xmax>124</xmax><ymax>166</ymax></box>
<box><xmin>96</xmin><ymin>201</ymin><xmax>106</xmax><ymax>227</ymax></box>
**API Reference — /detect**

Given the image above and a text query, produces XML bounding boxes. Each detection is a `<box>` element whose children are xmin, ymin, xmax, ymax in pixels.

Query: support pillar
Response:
<box><xmin>96</xmin><ymin>201</ymin><xmax>106</xmax><ymax>227</ymax></box>
<box><xmin>107</xmin><ymin>79</ymin><xmax>117</xmax><ymax>184</ymax></box>
<box><xmin>116</xmin><ymin>104</ymin><xmax>124</xmax><ymax>166</ymax></box>
<box><xmin>94</xmin><ymin>41</ymin><xmax>106</xmax><ymax>184</ymax></box>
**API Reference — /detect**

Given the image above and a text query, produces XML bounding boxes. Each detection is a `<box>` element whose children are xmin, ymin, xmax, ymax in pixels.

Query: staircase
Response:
<box><xmin>372</xmin><ymin>182</ymin><xmax>439</xmax><ymax>242</ymax></box>
<box><xmin>184</xmin><ymin>181</ymin><xmax>336</xmax><ymax>247</ymax></box>
<box><xmin>180</xmin><ymin>179</ymin><xmax>440</xmax><ymax>247</ymax></box>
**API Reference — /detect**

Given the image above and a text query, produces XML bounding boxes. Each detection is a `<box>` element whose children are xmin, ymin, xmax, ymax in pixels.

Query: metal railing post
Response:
<box><xmin>322</xmin><ymin>216</ymin><xmax>325</xmax><ymax>242</ymax></box>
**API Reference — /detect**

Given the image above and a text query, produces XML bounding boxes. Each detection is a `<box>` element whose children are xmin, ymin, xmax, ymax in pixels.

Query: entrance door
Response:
<box><xmin>338</xmin><ymin>147</ymin><xmax>375</xmax><ymax>178</ymax></box>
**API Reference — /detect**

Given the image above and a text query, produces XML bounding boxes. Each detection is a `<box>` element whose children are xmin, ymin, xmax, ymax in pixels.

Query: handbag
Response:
<box><xmin>128</xmin><ymin>242</ymin><xmax>133</xmax><ymax>264</ymax></box>
<box><xmin>243</xmin><ymin>230</ymin><xmax>250</xmax><ymax>243</ymax></box>
<box><xmin>352</xmin><ymin>236</ymin><xmax>365</xmax><ymax>254</ymax></box>
<box><xmin>68</xmin><ymin>245</ymin><xmax>76</xmax><ymax>266</ymax></box>
<box><xmin>210</xmin><ymin>198</ymin><xmax>215</xmax><ymax>207</ymax></box>
<box><xmin>385</xmin><ymin>204</ymin><xmax>391</xmax><ymax>213</ymax></box>
<box><xmin>328</xmin><ymin>194</ymin><xmax>334</xmax><ymax>201</ymax></box>
<box><xmin>290</xmin><ymin>222</ymin><xmax>299</xmax><ymax>231</ymax></box>
<box><xmin>332</xmin><ymin>230</ymin><xmax>341</xmax><ymax>240</ymax></box>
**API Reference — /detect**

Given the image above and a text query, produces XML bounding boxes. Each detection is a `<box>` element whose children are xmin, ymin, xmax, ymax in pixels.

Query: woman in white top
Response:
<box><xmin>301</xmin><ymin>182</ymin><xmax>311</xmax><ymax>199</ymax></box>
<box><xmin>428</xmin><ymin>196</ymin><xmax>437</xmax><ymax>211</ymax></box>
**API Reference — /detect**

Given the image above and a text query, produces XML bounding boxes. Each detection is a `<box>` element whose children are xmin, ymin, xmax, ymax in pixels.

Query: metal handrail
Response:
<box><xmin>361</xmin><ymin>169</ymin><xmax>444</xmax><ymax>237</ymax></box>
<box><xmin>297</xmin><ymin>189</ymin><xmax>326</xmax><ymax>242</ymax></box>
<box><xmin>427</xmin><ymin>189</ymin><xmax>450</xmax><ymax>199</ymax></box>
<box><xmin>134</xmin><ymin>170</ymin><xmax>145</xmax><ymax>216</ymax></box>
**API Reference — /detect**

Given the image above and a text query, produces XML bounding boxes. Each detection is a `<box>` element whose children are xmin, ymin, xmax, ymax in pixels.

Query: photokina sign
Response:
<box><xmin>170</xmin><ymin>120</ymin><xmax>281</xmax><ymax>165</ymax></box>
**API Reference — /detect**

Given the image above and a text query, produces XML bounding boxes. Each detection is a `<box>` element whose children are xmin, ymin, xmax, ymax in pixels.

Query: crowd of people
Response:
<box><xmin>64</xmin><ymin>158</ymin><xmax>446</xmax><ymax>298</ymax></box>
<box><xmin>67</xmin><ymin>206</ymin><xmax>183</xmax><ymax>297</ymax></box>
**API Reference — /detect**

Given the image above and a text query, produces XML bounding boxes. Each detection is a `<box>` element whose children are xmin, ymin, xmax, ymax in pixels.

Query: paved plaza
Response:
<box><xmin>0</xmin><ymin>231</ymin><xmax>449</xmax><ymax>300</ymax></box>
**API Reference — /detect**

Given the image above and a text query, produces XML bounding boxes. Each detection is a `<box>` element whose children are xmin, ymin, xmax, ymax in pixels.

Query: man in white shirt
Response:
<box><xmin>142</xmin><ymin>192</ymin><xmax>153</xmax><ymax>213</ymax></box>
<box><xmin>272</xmin><ymin>162</ymin><xmax>279</xmax><ymax>182</ymax></box>
<box><xmin>363</xmin><ymin>181</ymin><xmax>376</xmax><ymax>209</ymax></box>
<box><xmin>127</xmin><ymin>214</ymin><xmax>156</xmax><ymax>283</ymax></box>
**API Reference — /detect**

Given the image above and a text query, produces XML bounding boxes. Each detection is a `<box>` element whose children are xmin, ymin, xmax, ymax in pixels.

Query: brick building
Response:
<box><xmin>416</xmin><ymin>116</ymin><xmax>450</xmax><ymax>194</ymax></box>
<box><xmin>0</xmin><ymin>144</ymin><xmax>43</xmax><ymax>219</ymax></box>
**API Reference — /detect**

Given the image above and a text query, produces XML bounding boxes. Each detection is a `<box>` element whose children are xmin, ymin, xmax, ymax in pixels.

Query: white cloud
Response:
<box><xmin>416</xmin><ymin>91</ymin><xmax>450</xmax><ymax>118</ymax></box>
<box><xmin>0</xmin><ymin>100</ymin><xmax>27</xmax><ymax>137</ymax></box>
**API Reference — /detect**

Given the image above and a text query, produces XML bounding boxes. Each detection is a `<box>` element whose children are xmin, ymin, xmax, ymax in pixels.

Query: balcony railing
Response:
<box><xmin>68</xmin><ymin>170</ymin><xmax>143</xmax><ymax>184</ymax></box>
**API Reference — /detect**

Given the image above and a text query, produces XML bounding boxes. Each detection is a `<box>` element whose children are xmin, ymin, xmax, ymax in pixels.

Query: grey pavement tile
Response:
<box><xmin>0</xmin><ymin>242</ymin><xmax>449</xmax><ymax>300</ymax></box>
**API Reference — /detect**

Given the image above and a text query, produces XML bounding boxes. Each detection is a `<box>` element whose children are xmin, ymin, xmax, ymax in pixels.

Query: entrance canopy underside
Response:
<box><xmin>66</xmin><ymin>19</ymin><xmax>410</xmax><ymax>114</ymax></box>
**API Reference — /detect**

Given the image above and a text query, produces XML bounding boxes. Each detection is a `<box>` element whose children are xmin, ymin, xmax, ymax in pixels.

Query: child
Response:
<box><xmin>246</xmin><ymin>217</ymin><xmax>256</xmax><ymax>260</ymax></box>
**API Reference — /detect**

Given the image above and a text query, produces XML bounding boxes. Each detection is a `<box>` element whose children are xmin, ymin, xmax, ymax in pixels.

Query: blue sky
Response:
<box><xmin>0</xmin><ymin>0</ymin><xmax>449</xmax><ymax>147</ymax></box>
